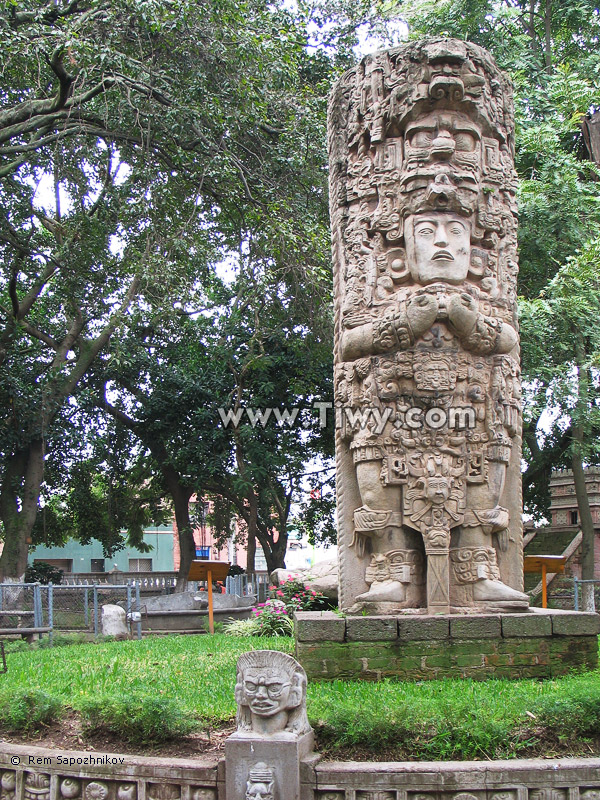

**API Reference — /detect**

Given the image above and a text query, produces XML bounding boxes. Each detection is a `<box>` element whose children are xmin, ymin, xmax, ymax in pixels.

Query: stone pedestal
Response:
<box><xmin>225</xmin><ymin>731</ymin><xmax>314</xmax><ymax>800</ymax></box>
<box><xmin>294</xmin><ymin>609</ymin><xmax>600</xmax><ymax>681</ymax></box>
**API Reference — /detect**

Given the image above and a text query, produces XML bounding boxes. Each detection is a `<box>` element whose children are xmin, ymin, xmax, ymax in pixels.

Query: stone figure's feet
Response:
<box><xmin>356</xmin><ymin>579</ymin><xmax>406</xmax><ymax>603</ymax></box>
<box><xmin>473</xmin><ymin>578</ymin><xmax>529</xmax><ymax>609</ymax></box>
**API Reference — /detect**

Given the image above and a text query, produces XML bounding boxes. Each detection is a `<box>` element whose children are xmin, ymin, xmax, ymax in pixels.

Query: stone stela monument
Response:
<box><xmin>329</xmin><ymin>38</ymin><xmax>529</xmax><ymax>615</ymax></box>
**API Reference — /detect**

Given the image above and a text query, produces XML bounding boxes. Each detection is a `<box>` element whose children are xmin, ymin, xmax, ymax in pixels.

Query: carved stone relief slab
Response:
<box><xmin>0</xmin><ymin>771</ymin><xmax>16</xmax><ymax>800</ymax></box>
<box><xmin>329</xmin><ymin>38</ymin><xmax>527</xmax><ymax>613</ymax></box>
<box><xmin>190</xmin><ymin>790</ymin><xmax>216</xmax><ymax>800</ymax></box>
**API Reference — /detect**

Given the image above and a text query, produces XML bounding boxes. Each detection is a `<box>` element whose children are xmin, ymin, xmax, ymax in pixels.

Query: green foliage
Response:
<box><xmin>270</xmin><ymin>578</ymin><xmax>331</xmax><ymax>611</ymax></box>
<box><xmin>24</xmin><ymin>561</ymin><xmax>63</xmax><ymax>585</ymax></box>
<box><xmin>80</xmin><ymin>692</ymin><xmax>194</xmax><ymax>744</ymax></box>
<box><xmin>0</xmin><ymin>689</ymin><xmax>61</xmax><ymax>734</ymax></box>
<box><xmin>2</xmin><ymin>636</ymin><xmax>600</xmax><ymax>757</ymax></box>
<box><xmin>251</xmin><ymin>600</ymin><xmax>295</xmax><ymax>636</ymax></box>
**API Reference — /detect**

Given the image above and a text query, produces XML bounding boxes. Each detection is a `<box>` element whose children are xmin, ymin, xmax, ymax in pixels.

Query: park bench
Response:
<box><xmin>0</xmin><ymin>626</ymin><xmax>52</xmax><ymax>643</ymax></box>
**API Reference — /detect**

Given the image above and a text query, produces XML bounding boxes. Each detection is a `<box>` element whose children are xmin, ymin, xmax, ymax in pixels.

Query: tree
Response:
<box><xmin>0</xmin><ymin>0</ymin><xmax>340</xmax><ymax>579</ymax></box>
<box><xmin>520</xmin><ymin>242</ymin><xmax>600</xmax><ymax>609</ymax></box>
<box><xmin>90</xmin><ymin>254</ymin><xmax>334</xmax><ymax>583</ymax></box>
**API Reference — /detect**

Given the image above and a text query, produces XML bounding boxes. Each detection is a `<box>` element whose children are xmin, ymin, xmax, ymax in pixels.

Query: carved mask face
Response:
<box><xmin>424</xmin><ymin>476</ymin><xmax>451</xmax><ymax>504</ymax></box>
<box><xmin>242</xmin><ymin>668</ymin><xmax>294</xmax><ymax>717</ymax></box>
<box><xmin>245</xmin><ymin>784</ymin><xmax>274</xmax><ymax>800</ymax></box>
<box><xmin>406</xmin><ymin>213</ymin><xmax>471</xmax><ymax>284</ymax></box>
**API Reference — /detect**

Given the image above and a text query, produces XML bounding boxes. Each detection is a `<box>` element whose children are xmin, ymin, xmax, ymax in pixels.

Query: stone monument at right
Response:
<box><xmin>295</xmin><ymin>38</ymin><xmax>600</xmax><ymax>680</ymax></box>
<box><xmin>329</xmin><ymin>38</ymin><xmax>529</xmax><ymax>615</ymax></box>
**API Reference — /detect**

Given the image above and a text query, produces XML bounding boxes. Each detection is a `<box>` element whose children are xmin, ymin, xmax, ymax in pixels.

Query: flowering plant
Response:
<box><xmin>251</xmin><ymin>598</ymin><xmax>294</xmax><ymax>636</ymax></box>
<box><xmin>269</xmin><ymin>578</ymin><xmax>329</xmax><ymax>613</ymax></box>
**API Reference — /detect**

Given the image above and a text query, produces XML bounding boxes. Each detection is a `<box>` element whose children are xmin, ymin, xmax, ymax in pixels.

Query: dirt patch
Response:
<box><xmin>3</xmin><ymin>718</ymin><xmax>600</xmax><ymax>762</ymax></box>
<box><xmin>0</xmin><ymin>713</ymin><xmax>235</xmax><ymax>760</ymax></box>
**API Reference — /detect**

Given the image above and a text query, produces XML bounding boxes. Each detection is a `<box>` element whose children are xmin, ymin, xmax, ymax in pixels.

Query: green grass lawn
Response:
<box><xmin>1</xmin><ymin>634</ymin><xmax>600</xmax><ymax>759</ymax></box>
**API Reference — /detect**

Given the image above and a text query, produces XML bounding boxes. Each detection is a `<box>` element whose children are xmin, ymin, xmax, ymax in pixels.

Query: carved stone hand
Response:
<box><xmin>447</xmin><ymin>292</ymin><xmax>478</xmax><ymax>336</ymax></box>
<box><xmin>407</xmin><ymin>293</ymin><xmax>438</xmax><ymax>338</ymax></box>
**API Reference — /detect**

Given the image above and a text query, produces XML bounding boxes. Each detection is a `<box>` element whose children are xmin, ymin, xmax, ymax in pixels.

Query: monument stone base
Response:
<box><xmin>225</xmin><ymin>730</ymin><xmax>314</xmax><ymax>800</ymax></box>
<box><xmin>294</xmin><ymin>609</ymin><xmax>600</xmax><ymax>682</ymax></box>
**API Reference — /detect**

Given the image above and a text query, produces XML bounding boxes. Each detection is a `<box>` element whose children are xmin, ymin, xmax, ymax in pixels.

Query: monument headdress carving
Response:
<box><xmin>329</xmin><ymin>38</ymin><xmax>528</xmax><ymax>614</ymax></box>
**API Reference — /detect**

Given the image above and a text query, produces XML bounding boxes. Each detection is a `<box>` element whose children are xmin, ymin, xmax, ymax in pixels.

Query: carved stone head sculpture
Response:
<box><xmin>235</xmin><ymin>650</ymin><xmax>311</xmax><ymax>736</ymax></box>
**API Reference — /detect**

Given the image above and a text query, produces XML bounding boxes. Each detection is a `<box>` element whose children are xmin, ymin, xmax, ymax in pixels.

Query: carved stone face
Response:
<box><xmin>242</xmin><ymin>667</ymin><xmax>295</xmax><ymax>718</ymax></box>
<box><xmin>424</xmin><ymin>476</ymin><xmax>451</xmax><ymax>505</ymax></box>
<box><xmin>245</xmin><ymin>783</ymin><xmax>273</xmax><ymax>800</ymax></box>
<box><xmin>405</xmin><ymin>112</ymin><xmax>480</xmax><ymax>171</ymax></box>
<box><xmin>406</xmin><ymin>213</ymin><xmax>471</xmax><ymax>284</ymax></box>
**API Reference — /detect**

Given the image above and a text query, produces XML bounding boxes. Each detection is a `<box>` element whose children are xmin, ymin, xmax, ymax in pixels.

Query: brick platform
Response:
<box><xmin>294</xmin><ymin>609</ymin><xmax>600</xmax><ymax>681</ymax></box>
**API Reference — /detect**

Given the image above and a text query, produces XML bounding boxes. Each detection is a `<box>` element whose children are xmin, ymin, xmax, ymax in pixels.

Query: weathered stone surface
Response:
<box><xmin>330</xmin><ymin>39</ymin><xmax>528</xmax><ymax>616</ymax></box>
<box><xmin>502</xmin><ymin>613</ymin><xmax>552</xmax><ymax>638</ymax></box>
<box><xmin>271</xmin><ymin>559</ymin><xmax>339</xmax><ymax>601</ymax></box>
<box><xmin>101</xmin><ymin>604</ymin><xmax>128</xmax><ymax>639</ymax></box>
<box><xmin>397</xmin><ymin>615</ymin><xmax>450</xmax><ymax>641</ymax></box>
<box><xmin>226</xmin><ymin>733</ymin><xmax>313</xmax><ymax>800</ymax></box>
<box><xmin>5</xmin><ymin>739</ymin><xmax>600</xmax><ymax>800</ymax></box>
<box><xmin>551</xmin><ymin>611</ymin><xmax>600</xmax><ymax>636</ymax></box>
<box><xmin>450</xmin><ymin>615</ymin><xmax>502</xmax><ymax>639</ymax></box>
<box><xmin>294</xmin><ymin>611</ymin><xmax>346</xmax><ymax>642</ymax></box>
<box><xmin>346</xmin><ymin>615</ymin><xmax>397</xmax><ymax>641</ymax></box>
<box><xmin>227</xmin><ymin>651</ymin><xmax>314</xmax><ymax>800</ymax></box>
<box><xmin>298</xmin><ymin>629</ymin><xmax>598</xmax><ymax>682</ymax></box>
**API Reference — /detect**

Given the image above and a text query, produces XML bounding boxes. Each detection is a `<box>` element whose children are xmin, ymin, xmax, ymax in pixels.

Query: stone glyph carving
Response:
<box><xmin>0</xmin><ymin>771</ymin><xmax>16</xmax><ymax>800</ymax></box>
<box><xmin>24</xmin><ymin>774</ymin><xmax>50</xmax><ymax>800</ymax></box>
<box><xmin>329</xmin><ymin>38</ymin><xmax>528</xmax><ymax>613</ymax></box>
<box><xmin>245</xmin><ymin>764</ymin><xmax>275</xmax><ymax>800</ymax></box>
<box><xmin>59</xmin><ymin>781</ymin><xmax>81</xmax><ymax>799</ymax></box>
<box><xmin>234</xmin><ymin>650</ymin><xmax>311</xmax><ymax>737</ymax></box>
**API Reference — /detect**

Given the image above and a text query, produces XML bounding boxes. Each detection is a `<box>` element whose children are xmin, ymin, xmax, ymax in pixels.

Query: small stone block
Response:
<box><xmin>450</xmin><ymin>615</ymin><xmax>501</xmax><ymax>639</ymax></box>
<box><xmin>552</xmin><ymin>611</ymin><xmax>600</xmax><ymax>636</ymax></box>
<box><xmin>294</xmin><ymin>611</ymin><xmax>346</xmax><ymax>642</ymax></box>
<box><xmin>502</xmin><ymin>613</ymin><xmax>552</xmax><ymax>638</ymax></box>
<box><xmin>346</xmin><ymin>616</ymin><xmax>398</xmax><ymax>641</ymax></box>
<box><xmin>397</xmin><ymin>615</ymin><xmax>450</xmax><ymax>641</ymax></box>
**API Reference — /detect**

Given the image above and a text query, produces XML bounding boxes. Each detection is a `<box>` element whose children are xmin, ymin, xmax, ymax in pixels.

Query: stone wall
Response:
<box><xmin>295</xmin><ymin>610</ymin><xmax>600</xmax><ymax>681</ymax></box>
<box><xmin>3</xmin><ymin>744</ymin><xmax>600</xmax><ymax>800</ymax></box>
<box><xmin>0</xmin><ymin>745</ymin><xmax>220</xmax><ymax>800</ymax></box>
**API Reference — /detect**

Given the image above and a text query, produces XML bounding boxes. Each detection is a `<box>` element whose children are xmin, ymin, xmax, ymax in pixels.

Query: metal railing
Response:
<box><xmin>62</xmin><ymin>571</ymin><xmax>178</xmax><ymax>589</ymax></box>
<box><xmin>0</xmin><ymin>582</ymin><xmax>143</xmax><ymax>642</ymax></box>
<box><xmin>225</xmin><ymin>573</ymin><xmax>270</xmax><ymax>602</ymax></box>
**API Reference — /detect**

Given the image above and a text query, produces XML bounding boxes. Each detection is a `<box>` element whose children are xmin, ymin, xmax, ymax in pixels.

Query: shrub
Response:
<box><xmin>225</xmin><ymin>600</ymin><xmax>293</xmax><ymax>636</ymax></box>
<box><xmin>80</xmin><ymin>692</ymin><xmax>194</xmax><ymax>744</ymax></box>
<box><xmin>25</xmin><ymin>561</ymin><xmax>64</xmax><ymax>585</ymax></box>
<box><xmin>252</xmin><ymin>599</ymin><xmax>294</xmax><ymax>636</ymax></box>
<box><xmin>270</xmin><ymin>578</ymin><xmax>329</xmax><ymax>612</ymax></box>
<box><xmin>0</xmin><ymin>689</ymin><xmax>61</xmax><ymax>733</ymax></box>
<box><xmin>224</xmin><ymin>617</ymin><xmax>262</xmax><ymax>636</ymax></box>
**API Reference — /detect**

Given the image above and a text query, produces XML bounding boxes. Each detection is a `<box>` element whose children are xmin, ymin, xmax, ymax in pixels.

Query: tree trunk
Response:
<box><xmin>544</xmin><ymin>0</ymin><xmax>552</xmax><ymax>73</ymax></box>
<box><xmin>257</xmin><ymin>527</ymin><xmax>288</xmax><ymax>575</ymax></box>
<box><xmin>245</xmin><ymin>497</ymin><xmax>258</xmax><ymax>574</ymax></box>
<box><xmin>572</xmin><ymin>445</ymin><xmax>596</xmax><ymax>612</ymax></box>
<box><xmin>572</xmin><ymin>334</ymin><xmax>595</xmax><ymax>612</ymax></box>
<box><xmin>171</xmin><ymin>484</ymin><xmax>195</xmax><ymax>593</ymax></box>
<box><xmin>0</xmin><ymin>440</ymin><xmax>45</xmax><ymax>581</ymax></box>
